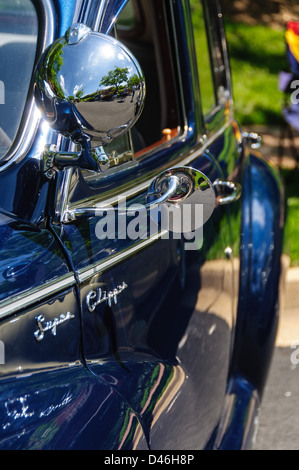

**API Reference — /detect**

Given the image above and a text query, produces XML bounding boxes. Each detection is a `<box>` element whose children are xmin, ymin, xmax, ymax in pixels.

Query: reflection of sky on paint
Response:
<box><xmin>252</xmin><ymin>199</ymin><xmax>266</xmax><ymax>229</ymax></box>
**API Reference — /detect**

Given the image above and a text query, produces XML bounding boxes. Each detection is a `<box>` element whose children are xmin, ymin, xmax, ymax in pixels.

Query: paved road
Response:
<box><xmin>252</xmin><ymin>263</ymin><xmax>299</xmax><ymax>450</ymax></box>
<box><xmin>252</xmin><ymin>347</ymin><xmax>299</xmax><ymax>450</ymax></box>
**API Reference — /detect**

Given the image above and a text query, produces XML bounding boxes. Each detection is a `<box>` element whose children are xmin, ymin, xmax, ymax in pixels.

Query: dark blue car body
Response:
<box><xmin>0</xmin><ymin>0</ymin><xmax>283</xmax><ymax>450</ymax></box>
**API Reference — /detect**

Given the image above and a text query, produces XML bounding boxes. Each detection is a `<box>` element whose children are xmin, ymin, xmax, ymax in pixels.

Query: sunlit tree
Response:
<box><xmin>100</xmin><ymin>67</ymin><xmax>129</xmax><ymax>94</ymax></box>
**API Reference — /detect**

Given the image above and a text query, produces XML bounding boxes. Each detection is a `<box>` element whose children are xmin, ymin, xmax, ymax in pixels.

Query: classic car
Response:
<box><xmin>0</xmin><ymin>0</ymin><xmax>283</xmax><ymax>451</ymax></box>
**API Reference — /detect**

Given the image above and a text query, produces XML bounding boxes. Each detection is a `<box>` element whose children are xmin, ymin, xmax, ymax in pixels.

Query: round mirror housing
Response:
<box><xmin>34</xmin><ymin>23</ymin><xmax>145</xmax><ymax>147</ymax></box>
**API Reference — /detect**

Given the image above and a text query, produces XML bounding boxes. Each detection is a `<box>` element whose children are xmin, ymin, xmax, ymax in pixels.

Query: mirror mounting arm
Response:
<box><xmin>43</xmin><ymin>142</ymin><xmax>110</xmax><ymax>177</ymax></box>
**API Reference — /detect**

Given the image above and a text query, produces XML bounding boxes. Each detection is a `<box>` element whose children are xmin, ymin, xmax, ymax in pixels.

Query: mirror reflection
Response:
<box><xmin>34</xmin><ymin>23</ymin><xmax>145</xmax><ymax>147</ymax></box>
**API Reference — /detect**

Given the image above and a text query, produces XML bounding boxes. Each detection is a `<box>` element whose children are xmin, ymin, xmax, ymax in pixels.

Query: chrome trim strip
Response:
<box><xmin>55</xmin><ymin>168</ymin><xmax>74</xmax><ymax>221</ymax></box>
<box><xmin>78</xmin><ymin>0</ymin><xmax>129</xmax><ymax>34</ymax></box>
<box><xmin>63</xmin><ymin>119</ymin><xmax>231</xmax><ymax>214</ymax></box>
<box><xmin>0</xmin><ymin>273</ymin><xmax>76</xmax><ymax>319</ymax></box>
<box><xmin>79</xmin><ymin>0</ymin><xmax>108</xmax><ymax>31</ymax></box>
<box><xmin>78</xmin><ymin>230</ymin><xmax>168</xmax><ymax>283</ymax></box>
<box><xmin>0</xmin><ymin>0</ymin><xmax>57</xmax><ymax>172</ymax></box>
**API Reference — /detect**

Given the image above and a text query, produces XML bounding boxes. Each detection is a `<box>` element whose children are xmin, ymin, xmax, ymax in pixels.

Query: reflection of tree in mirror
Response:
<box><xmin>99</xmin><ymin>67</ymin><xmax>141</xmax><ymax>99</ymax></box>
<box><xmin>100</xmin><ymin>67</ymin><xmax>129</xmax><ymax>94</ymax></box>
<box><xmin>68</xmin><ymin>88</ymin><xmax>85</xmax><ymax>101</ymax></box>
<box><xmin>44</xmin><ymin>40</ymin><xmax>66</xmax><ymax>99</ymax></box>
<box><xmin>127</xmin><ymin>74</ymin><xmax>140</xmax><ymax>88</ymax></box>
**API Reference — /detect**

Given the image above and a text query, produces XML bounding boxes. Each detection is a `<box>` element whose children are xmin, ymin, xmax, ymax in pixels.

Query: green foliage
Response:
<box><xmin>127</xmin><ymin>74</ymin><xmax>141</xmax><ymax>88</ymax></box>
<box><xmin>222</xmin><ymin>19</ymin><xmax>299</xmax><ymax>265</ymax></box>
<box><xmin>284</xmin><ymin>198</ymin><xmax>299</xmax><ymax>266</ymax></box>
<box><xmin>224</xmin><ymin>20</ymin><xmax>287</xmax><ymax>125</ymax></box>
<box><xmin>45</xmin><ymin>41</ymin><xmax>66</xmax><ymax>99</ymax></box>
<box><xmin>190</xmin><ymin>4</ymin><xmax>286</xmax><ymax>125</ymax></box>
<box><xmin>100</xmin><ymin>67</ymin><xmax>130</xmax><ymax>92</ymax></box>
<box><xmin>280</xmin><ymin>169</ymin><xmax>299</xmax><ymax>266</ymax></box>
<box><xmin>191</xmin><ymin>1</ymin><xmax>216</xmax><ymax>115</ymax></box>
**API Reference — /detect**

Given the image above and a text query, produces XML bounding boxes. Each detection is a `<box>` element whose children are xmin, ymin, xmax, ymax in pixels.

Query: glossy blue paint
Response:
<box><xmin>0</xmin><ymin>0</ymin><xmax>285</xmax><ymax>451</ymax></box>
<box><xmin>230</xmin><ymin>151</ymin><xmax>284</xmax><ymax>394</ymax></box>
<box><xmin>208</xmin><ymin>374</ymin><xmax>259</xmax><ymax>450</ymax></box>
<box><xmin>0</xmin><ymin>288</ymin><xmax>81</xmax><ymax>377</ymax></box>
<box><xmin>0</xmin><ymin>365</ymin><xmax>147</xmax><ymax>449</ymax></box>
<box><xmin>66</xmin><ymin>150</ymin><xmax>236</xmax><ymax>449</ymax></box>
<box><xmin>53</xmin><ymin>0</ymin><xmax>78</xmax><ymax>35</ymax></box>
<box><xmin>0</xmin><ymin>210</ymin><xmax>70</xmax><ymax>303</ymax></box>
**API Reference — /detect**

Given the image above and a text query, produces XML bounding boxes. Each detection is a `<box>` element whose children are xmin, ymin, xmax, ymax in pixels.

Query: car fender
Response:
<box><xmin>231</xmin><ymin>150</ymin><xmax>284</xmax><ymax>395</ymax></box>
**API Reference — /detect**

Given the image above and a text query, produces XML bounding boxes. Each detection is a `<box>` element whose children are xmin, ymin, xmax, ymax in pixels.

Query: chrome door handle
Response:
<box><xmin>142</xmin><ymin>175</ymin><xmax>181</xmax><ymax>209</ymax></box>
<box><xmin>62</xmin><ymin>170</ymin><xmax>240</xmax><ymax>227</ymax></box>
<box><xmin>213</xmin><ymin>179</ymin><xmax>242</xmax><ymax>205</ymax></box>
<box><xmin>143</xmin><ymin>167</ymin><xmax>216</xmax><ymax>232</ymax></box>
<box><xmin>63</xmin><ymin>167</ymin><xmax>216</xmax><ymax>232</ymax></box>
<box><xmin>65</xmin><ymin>175</ymin><xmax>181</xmax><ymax>220</ymax></box>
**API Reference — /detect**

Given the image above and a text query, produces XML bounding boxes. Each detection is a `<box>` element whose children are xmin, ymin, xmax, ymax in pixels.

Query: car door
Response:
<box><xmin>49</xmin><ymin>0</ymin><xmax>242</xmax><ymax>449</ymax></box>
<box><xmin>0</xmin><ymin>0</ymin><xmax>150</xmax><ymax>451</ymax></box>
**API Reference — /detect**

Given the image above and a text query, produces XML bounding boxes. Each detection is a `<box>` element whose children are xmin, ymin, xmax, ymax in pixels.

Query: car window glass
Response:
<box><xmin>0</xmin><ymin>0</ymin><xmax>38</xmax><ymax>160</ymax></box>
<box><xmin>116</xmin><ymin>0</ymin><xmax>182</xmax><ymax>158</ymax></box>
<box><xmin>190</xmin><ymin>0</ymin><xmax>216</xmax><ymax>116</ymax></box>
<box><xmin>205</xmin><ymin>0</ymin><xmax>229</xmax><ymax>96</ymax></box>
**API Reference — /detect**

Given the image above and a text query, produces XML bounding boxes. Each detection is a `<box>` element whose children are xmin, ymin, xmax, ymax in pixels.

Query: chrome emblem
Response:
<box><xmin>34</xmin><ymin>312</ymin><xmax>75</xmax><ymax>342</ymax></box>
<box><xmin>86</xmin><ymin>282</ymin><xmax>128</xmax><ymax>312</ymax></box>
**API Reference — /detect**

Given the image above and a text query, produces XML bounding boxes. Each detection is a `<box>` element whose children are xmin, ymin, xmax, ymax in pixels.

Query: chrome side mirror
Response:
<box><xmin>34</xmin><ymin>23</ymin><xmax>145</xmax><ymax>172</ymax></box>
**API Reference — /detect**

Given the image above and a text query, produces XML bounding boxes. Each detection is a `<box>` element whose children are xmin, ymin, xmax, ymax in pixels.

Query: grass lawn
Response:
<box><xmin>191</xmin><ymin>3</ymin><xmax>299</xmax><ymax>265</ymax></box>
<box><xmin>224</xmin><ymin>20</ymin><xmax>287</xmax><ymax>126</ymax></box>
<box><xmin>224</xmin><ymin>20</ymin><xmax>299</xmax><ymax>266</ymax></box>
<box><xmin>280</xmin><ymin>169</ymin><xmax>299</xmax><ymax>266</ymax></box>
